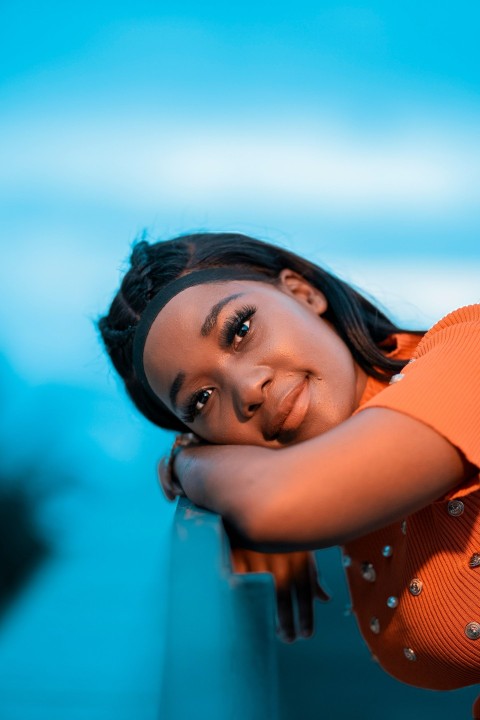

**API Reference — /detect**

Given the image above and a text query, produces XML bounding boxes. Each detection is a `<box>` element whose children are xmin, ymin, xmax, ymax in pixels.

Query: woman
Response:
<box><xmin>99</xmin><ymin>232</ymin><xmax>480</xmax><ymax>712</ymax></box>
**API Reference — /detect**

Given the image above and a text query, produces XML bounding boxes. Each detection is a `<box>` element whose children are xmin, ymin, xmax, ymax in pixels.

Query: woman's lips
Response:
<box><xmin>263</xmin><ymin>376</ymin><xmax>310</xmax><ymax>441</ymax></box>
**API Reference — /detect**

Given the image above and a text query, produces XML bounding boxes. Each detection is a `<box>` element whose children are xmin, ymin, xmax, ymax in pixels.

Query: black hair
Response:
<box><xmin>98</xmin><ymin>232</ymin><xmax>421</xmax><ymax>432</ymax></box>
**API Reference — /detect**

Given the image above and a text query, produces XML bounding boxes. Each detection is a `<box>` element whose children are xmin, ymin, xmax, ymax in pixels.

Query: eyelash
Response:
<box><xmin>181</xmin><ymin>304</ymin><xmax>257</xmax><ymax>423</ymax></box>
<box><xmin>219</xmin><ymin>304</ymin><xmax>257</xmax><ymax>348</ymax></box>
<box><xmin>182</xmin><ymin>388</ymin><xmax>213</xmax><ymax>424</ymax></box>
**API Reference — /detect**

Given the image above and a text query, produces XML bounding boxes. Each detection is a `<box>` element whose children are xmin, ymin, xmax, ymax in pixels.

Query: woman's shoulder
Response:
<box><xmin>359</xmin><ymin>304</ymin><xmax>480</xmax><ymax>469</ymax></box>
<box><xmin>412</xmin><ymin>303</ymin><xmax>480</xmax><ymax>359</ymax></box>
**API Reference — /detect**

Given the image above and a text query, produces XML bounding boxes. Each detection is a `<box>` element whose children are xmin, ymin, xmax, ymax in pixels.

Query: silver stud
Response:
<box><xmin>387</xmin><ymin>595</ymin><xmax>399</xmax><ymax>609</ymax></box>
<box><xmin>401</xmin><ymin>520</ymin><xmax>407</xmax><ymax>535</ymax></box>
<box><xmin>361</xmin><ymin>562</ymin><xmax>376</xmax><ymax>582</ymax></box>
<box><xmin>447</xmin><ymin>499</ymin><xmax>465</xmax><ymax>517</ymax></box>
<box><xmin>465</xmin><ymin>622</ymin><xmax>480</xmax><ymax>640</ymax></box>
<box><xmin>342</xmin><ymin>554</ymin><xmax>352</xmax><ymax>568</ymax></box>
<box><xmin>389</xmin><ymin>373</ymin><xmax>404</xmax><ymax>384</ymax></box>
<box><xmin>369</xmin><ymin>617</ymin><xmax>380</xmax><ymax>634</ymax></box>
<box><xmin>469</xmin><ymin>553</ymin><xmax>480</xmax><ymax>568</ymax></box>
<box><xmin>403</xmin><ymin>647</ymin><xmax>417</xmax><ymax>661</ymax></box>
<box><xmin>409</xmin><ymin>578</ymin><xmax>423</xmax><ymax>596</ymax></box>
<box><xmin>382</xmin><ymin>545</ymin><xmax>393</xmax><ymax>558</ymax></box>
<box><xmin>407</xmin><ymin>358</ymin><xmax>417</xmax><ymax>364</ymax></box>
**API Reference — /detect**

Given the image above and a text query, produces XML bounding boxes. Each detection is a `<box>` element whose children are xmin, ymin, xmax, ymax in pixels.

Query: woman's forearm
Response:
<box><xmin>175</xmin><ymin>408</ymin><xmax>467</xmax><ymax>551</ymax></box>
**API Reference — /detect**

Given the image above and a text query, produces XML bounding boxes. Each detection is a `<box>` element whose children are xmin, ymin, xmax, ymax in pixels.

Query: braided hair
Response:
<box><xmin>98</xmin><ymin>232</ymin><xmax>421</xmax><ymax>431</ymax></box>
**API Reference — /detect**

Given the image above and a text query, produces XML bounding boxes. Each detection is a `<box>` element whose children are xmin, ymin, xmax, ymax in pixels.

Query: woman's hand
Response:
<box><xmin>158</xmin><ymin>433</ymin><xmax>201</xmax><ymax>501</ymax></box>
<box><xmin>231</xmin><ymin>547</ymin><xmax>330</xmax><ymax>642</ymax></box>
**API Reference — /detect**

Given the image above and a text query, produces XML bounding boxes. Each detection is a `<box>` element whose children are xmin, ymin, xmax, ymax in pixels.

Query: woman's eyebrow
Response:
<box><xmin>200</xmin><ymin>293</ymin><xmax>244</xmax><ymax>337</ymax></box>
<box><xmin>169</xmin><ymin>371</ymin><xmax>185</xmax><ymax>411</ymax></box>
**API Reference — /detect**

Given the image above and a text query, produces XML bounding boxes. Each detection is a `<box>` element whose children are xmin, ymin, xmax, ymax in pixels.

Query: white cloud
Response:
<box><xmin>2</xmin><ymin>113</ymin><xmax>479</xmax><ymax>217</ymax></box>
<box><xmin>336</xmin><ymin>259</ymin><xmax>480</xmax><ymax>328</ymax></box>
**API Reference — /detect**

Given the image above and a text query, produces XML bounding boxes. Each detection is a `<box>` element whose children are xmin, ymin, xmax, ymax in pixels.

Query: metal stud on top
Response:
<box><xmin>447</xmin><ymin>499</ymin><xmax>465</xmax><ymax>517</ymax></box>
<box><xmin>382</xmin><ymin>545</ymin><xmax>393</xmax><ymax>558</ymax></box>
<box><xmin>369</xmin><ymin>617</ymin><xmax>380</xmax><ymax>634</ymax></box>
<box><xmin>409</xmin><ymin>578</ymin><xmax>423</xmax><ymax>596</ymax></box>
<box><xmin>465</xmin><ymin>622</ymin><xmax>480</xmax><ymax>640</ymax></box>
<box><xmin>387</xmin><ymin>596</ymin><xmax>399</xmax><ymax>609</ymax></box>
<box><xmin>403</xmin><ymin>647</ymin><xmax>417</xmax><ymax>661</ymax></box>
<box><xmin>389</xmin><ymin>373</ymin><xmax>404</xmax><ymax>384</ymax></box>
<box><xmin>469</xmin><ymin>553</ymin><xmax>480</xmax><ymax>569</ymax></box>
<box><xmin>361</xmin><ymin>562</ymin><xmax>376</xmax><ymax>582</ymax></box>
<box><xmin>401</xmin><ymin>520</ymin><xmax>407</xmax><ymax>535</ymax></box>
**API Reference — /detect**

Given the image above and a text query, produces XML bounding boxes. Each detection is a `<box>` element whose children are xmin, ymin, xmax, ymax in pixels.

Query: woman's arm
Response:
<box><xmin>174</xmin><ymin>407</ymin><xmax>474</xmax><ymax>551</ymax></box>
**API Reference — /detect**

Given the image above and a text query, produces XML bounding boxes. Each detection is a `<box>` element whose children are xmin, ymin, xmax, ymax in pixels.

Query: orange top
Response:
<box><xmin>344</xmin><ymin>304</ymin><xmax>480</xmax><ymax>692</ymax></box>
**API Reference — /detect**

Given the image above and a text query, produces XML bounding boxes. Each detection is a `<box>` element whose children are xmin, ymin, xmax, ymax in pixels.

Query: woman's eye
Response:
<box><xmin>195</xmin><ymin>388</ymin><xmax>213</xmax><ymax>412</ymax></box>
<box><xmin>235</xmin><ymin>319</ymin><xmax>251</xmax><ymax>341</ymax></box>
<box><xmin>220</xmin><ymin>305</ymin><xmax>256</xmax><ymax>349</ymax></box>
<box><xmin>181</xmin><ymin>387</ymin><xmax>215</xmax><ymax>423</ymax></box>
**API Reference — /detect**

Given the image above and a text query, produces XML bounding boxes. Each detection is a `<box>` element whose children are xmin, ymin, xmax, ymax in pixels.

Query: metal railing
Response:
<box><xmin>160</xmin><ymin>497</ymin><xmax>279</xmax><ymax>720</ymax></box>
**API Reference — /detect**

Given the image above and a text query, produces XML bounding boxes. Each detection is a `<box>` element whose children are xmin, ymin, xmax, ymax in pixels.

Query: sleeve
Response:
<box><xmin>356</xmin><ymin>304</ymin><xmax>480</xmax><ymax>468</ymax></box>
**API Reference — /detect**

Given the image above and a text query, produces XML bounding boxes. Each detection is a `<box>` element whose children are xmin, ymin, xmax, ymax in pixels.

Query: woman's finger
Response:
<box><xmin>157</xmin><ymin>457</ymin><xmax>175</xmax><ymax>500</ymax></box>
<box><xmin>311</xmin><ymin>555</ymin><xmax>332</xmax><ymax>603</ymax></box>
<box><xmin>275</xmin><ymin>585</ymin><xmax>296</xmax><ymax>643</ymax></box>
<box><xmin>292</xmin><ymin>555</ymin><xmax>315</xmax><ymax>638</ymax></box>
<box><xmin>271</xmin><ymin>553</ymin><xmax>301</xmax><ymax>642</ymax></box>
<box><xmin>230</xmin><ymin>546</ymin><xmax>249</xmax><ymax>574</ymax></box>
<box><xmin>157</xmin><ymin>456</ymin><xmax>184</xmax><ymax>500</ymax></box>
<box><xmin>315</xmin><ymin>579</ymin><xmax>331</xmax><ymax>603</ymax></box>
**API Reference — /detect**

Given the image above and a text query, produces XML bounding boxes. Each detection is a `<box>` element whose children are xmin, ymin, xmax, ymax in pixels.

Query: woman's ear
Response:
<box><xmin>277</xmin><ymin>268</ymin><xmax>328</xmax><ymax>315</ymax></box>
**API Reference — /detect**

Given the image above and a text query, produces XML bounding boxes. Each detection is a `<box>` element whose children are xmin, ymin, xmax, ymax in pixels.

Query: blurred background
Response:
<box><xmin>0</xmin><ymin>2</ymin><xmax>478</xmax><ymax>718</ymax></box>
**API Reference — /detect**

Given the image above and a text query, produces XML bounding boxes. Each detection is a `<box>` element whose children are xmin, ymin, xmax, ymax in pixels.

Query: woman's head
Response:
<box><xmin>99</xmin><ymin>232</ymin><xmax>412</xmax><ymax>438</ymax></box>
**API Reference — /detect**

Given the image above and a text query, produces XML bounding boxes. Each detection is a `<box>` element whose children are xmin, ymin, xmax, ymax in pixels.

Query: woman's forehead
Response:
<box><xmin>142</xmin><ymin>279</ymin><xmax>270</xmax><ymax>391</ymax></box>
<box><xmin>148</xmin><ymin>279</ymin><xmax>259</xmax><ymax>330</ymax></box>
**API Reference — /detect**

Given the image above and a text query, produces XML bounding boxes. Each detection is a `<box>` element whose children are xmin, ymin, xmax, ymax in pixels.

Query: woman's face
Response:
<box><xmin>143</xmin><ymin>271</ymin><xmax>367</xmax><ymax>447</ymax></box>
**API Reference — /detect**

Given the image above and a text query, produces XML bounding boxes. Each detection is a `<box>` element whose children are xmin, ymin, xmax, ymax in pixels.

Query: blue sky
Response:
<box><xmin>1</xmin><ymin>4</ymin><xmax>479</xmax><ymax>719</ymax></box>
<box><xmin>1</xmin><ymin>2</ymin><xmax>479</xmax><ymax>386</ymax></box>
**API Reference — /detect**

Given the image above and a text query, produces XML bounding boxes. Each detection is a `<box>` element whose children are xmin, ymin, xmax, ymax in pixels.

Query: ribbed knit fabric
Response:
<box><xmin>361</xmin><ymin>304</ymin><xmax>480</xmax><ymax>468</ymax></box>
<box><xmin>344</xmin><ymin>305</ymin><xmax>480</xmax><ymax>695</ymax></box>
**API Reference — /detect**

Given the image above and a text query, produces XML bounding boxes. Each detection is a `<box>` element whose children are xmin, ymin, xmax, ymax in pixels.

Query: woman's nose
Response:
<box><xmin>230</xmin><ymin>365</ymin><xmax>272</xmax><ymax>418</ymax></box>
